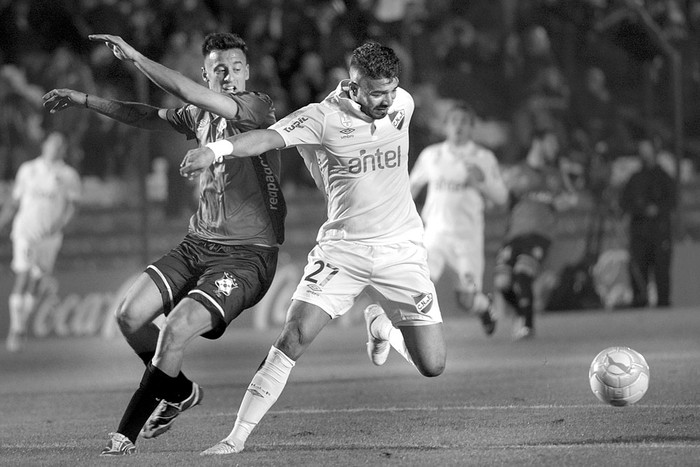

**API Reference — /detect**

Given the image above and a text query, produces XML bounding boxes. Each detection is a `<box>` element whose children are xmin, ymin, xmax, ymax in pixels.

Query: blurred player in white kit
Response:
<box><xmin>410</xmin><ymin>101</ymin><xmax>507</xmax><ymax>335</ymax></box>
<box><xmin>0</xmin><ymin>131</ymin><xmax>81</xmax><ymax>352</ymax></box>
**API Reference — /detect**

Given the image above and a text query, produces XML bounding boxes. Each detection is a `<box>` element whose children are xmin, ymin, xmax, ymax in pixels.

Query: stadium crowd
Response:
<box><xmin>1</xmin><ymin>0</ymin><xmax>699</xmax><ymax>211</ymax></box>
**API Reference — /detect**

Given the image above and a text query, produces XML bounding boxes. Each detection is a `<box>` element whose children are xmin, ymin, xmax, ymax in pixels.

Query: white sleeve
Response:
<box><xmin>409</xmin><ymin>149</ymin><xmax>431</xmax><ymax>199</ymax></box>
<box><xmin>11</xmin><ymin>164</ymin><xmax>29</xmax><ymax>201</ymax></box>
<box><xmin>479</xmin><ymin>151</ymin><xmax>508</xmax><ymax>206</ymax></box>
<box><xmin>271</xmin><ymin>103</ymin><xmax>326</xmax><ymax>147</ymax></box>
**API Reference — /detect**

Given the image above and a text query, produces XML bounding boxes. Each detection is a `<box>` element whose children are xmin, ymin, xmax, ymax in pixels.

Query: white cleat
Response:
<box><xmin>200</xmin><ymin>439</ymin><xmax>242</xmax><ymax>456</ymax></box>
<box><xmin>364</xmin><ymin>305</ymin><xmax>391</xmax><ymax>366</ymax></box>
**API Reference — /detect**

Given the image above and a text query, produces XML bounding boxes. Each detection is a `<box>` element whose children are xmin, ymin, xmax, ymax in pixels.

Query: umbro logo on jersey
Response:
<box><xmin>413</xmin><ymin>292</ymin><xmax>434</xmax><ymax>314</ymax></box>
<box><xmin>389</xmin><ymin>109</ymin><xmax>405</xmax><ymax>130</ymax></box>
<box><xmin>214</xmin><ymin>272</ymin><xmax>238</xmax><ymax>297</ymax></box>
<box><xmin>340</xmin><ymin>128</ymin><xmax>355</xmax><ymax>135</ymax></box>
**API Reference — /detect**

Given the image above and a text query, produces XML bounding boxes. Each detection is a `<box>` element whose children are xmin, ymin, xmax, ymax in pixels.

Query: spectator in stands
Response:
<box><xmin>619</xmin><ymin>137</ymin><xmax>676</xmax><ymax>307</ymax></box>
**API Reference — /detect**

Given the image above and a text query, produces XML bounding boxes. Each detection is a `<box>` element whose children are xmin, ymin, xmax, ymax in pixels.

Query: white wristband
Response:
<box><xmin>206</xmin><ymin>139</ymin><xmax>234</xmax><ymax>163</ymax></box>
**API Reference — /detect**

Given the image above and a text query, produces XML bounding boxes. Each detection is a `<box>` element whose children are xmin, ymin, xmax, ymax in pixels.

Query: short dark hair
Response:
<box><xmin>447</xmin><ymin>100</ymin><xmax>476</xmax><ymax>119</ymax></box>
<box><xmin>350</xmin><ymin>42</ymin><xmax>400</xmax><ymax>80</ymax></box>
<box><xmin>202</xmin><ymin>32</ymin><xmax>248</xmax><ymax>59</ymax></box>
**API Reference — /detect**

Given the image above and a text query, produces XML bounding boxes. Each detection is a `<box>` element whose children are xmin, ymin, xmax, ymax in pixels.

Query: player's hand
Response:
<box><xmin>88</xmin><ymin>34</ymin><xmax>139</xmax><ymax>62</ymax></box>
<box><xmin>179</xmin><ymin>147</ymin><xmax>215</xmax><ymax>180</ymax></box>
<box><xmin>42</xmin><ymin>88</ymin><xmax>87</xmax><ymax>113</ymax></box>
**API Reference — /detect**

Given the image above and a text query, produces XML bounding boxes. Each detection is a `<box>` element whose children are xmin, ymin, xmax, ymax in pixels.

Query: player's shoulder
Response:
<box><xmin>231</xmin><ymin>90</ymin><xmax>274</xmax><ymax>106</ymax></box>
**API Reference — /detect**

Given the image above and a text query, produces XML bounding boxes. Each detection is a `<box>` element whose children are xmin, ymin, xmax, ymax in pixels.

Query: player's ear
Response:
<box><xmin>201</xmin><ymin>67</ymin><xmax>208</xmax><ymax>82</ymax></box>
<box><xmin>349</xmin><ymin>82</ymin><xmax>358</xmax><ymax>96</ymax></box>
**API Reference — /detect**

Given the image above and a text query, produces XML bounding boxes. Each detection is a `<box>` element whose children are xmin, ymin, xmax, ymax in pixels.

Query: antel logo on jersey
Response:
<box><xmin>283</xmin><ymin>115</ymin><xmax>309</xmax><ymax>133</ymax></box>
<box><xmin>413</xmin><ymin>292</ymin><xmax>434</xmax><ymax>314</ymax></box>
<box><xmin>389</xmin><ymin>109</ymin><xmax>405</xmax><ymax>130</ymax></box>
<box><xmin>346</xmin><ymin>146</ymin><xmax>402</xmax><ymax>174</ymax></box>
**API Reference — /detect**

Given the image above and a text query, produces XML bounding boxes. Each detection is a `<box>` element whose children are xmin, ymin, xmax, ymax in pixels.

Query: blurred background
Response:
<box><xmin>2</xmin><ymin>0</ymin><xmax>700</xmax><ymax>338</ymax></box>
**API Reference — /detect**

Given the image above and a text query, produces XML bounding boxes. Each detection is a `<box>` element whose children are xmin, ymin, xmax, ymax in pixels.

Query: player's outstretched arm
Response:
<box><xmin>179</xmin><ymin>129</ymin><xmax>285</xmax><ymax>179</ymax></box>
<box><xmin>89</xmin><ymin>34</ymin><xmax>238</xmax><ymax>119</ymax></box>
<box><xmin>42</xmin><ymin>88</ymin><xmax>171</xmax><ymax>131</ymax></box>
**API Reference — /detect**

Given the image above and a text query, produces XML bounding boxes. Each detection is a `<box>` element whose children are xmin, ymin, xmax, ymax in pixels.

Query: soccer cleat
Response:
<box><xmin>364</xmin><ymin>305</ymin><xmax>391</xmax><ymax>366</ymax></box>
<box><xmin>100</xmin><ymin>432</ymin><xmax>136</xmax><ymax>456</ymax></box>
<box><xmin>512</xmin><ymin>317</ymin><xmax>534</xmax><ymax>340</ymax></box>
<box><xmin>5</xmin><ymin>331</ymin><xmax>24</xmax><ymax>353</ymax></box>
<box><xmin>478</xmin><ymin>297</ymin><xmax>497</xmax><ymax>336</ymax></box>
<box><xmin>141</xmin><ymin>382</ymin><xmax>203</xmax><ymax>439</ymax></box>
<box><xmin>200</xmin><ymin>439</ymin><xmax>242</xmax><ymax>456</ymax></box>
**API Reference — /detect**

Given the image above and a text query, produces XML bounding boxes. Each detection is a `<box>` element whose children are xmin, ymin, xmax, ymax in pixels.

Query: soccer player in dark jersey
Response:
<box><xmin>43</xmin><ymin>32</ymin><xmax>285</xmax><ymax>456</ymax></box>
<box><xmin>493</xmin><ymin>129</ymin><xmax>576</xmax><ymax>340</ymax></box>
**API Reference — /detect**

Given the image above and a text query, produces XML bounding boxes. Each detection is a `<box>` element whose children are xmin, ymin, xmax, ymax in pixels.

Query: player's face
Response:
<box><xmin>42</xmin><ymin>133</ymin><xmax>67</xmax><ymax>162</ymax></box>
<box><xmin>541</xmin><ymin>133</ymin><xmax>559</xmax><ymax>162</ymax></box>
<box><xmin>351</xmin><ymin>76</ymin><xmax>399</xmax><ymax>120</ymax></box>
<box><xmin>445</xmin><ymin>109</ymin><xmax>474</xmax><ymax>145</ymax></box>
<box><xmin>202</xmin><ymin>48</ymin><xmax>249</xmax><ymax>93</ymax></box>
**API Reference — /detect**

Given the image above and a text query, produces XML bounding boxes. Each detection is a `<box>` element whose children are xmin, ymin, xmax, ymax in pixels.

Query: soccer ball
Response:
<box><xmin>589</xmin><ymin>346</ymin><xmax>649</xmax><ymax>406</ymax></box>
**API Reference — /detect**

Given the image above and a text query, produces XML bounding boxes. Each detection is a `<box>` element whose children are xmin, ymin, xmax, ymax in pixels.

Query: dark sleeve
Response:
<box><xmin>165</xmin><ymin>104</ymin><xmax>199</xmax><ymax>140</ymax></box>
<box><xmin>227</xmin><ymin>92</ymin><xmax>276</xmax><ymax>131</ymax></box>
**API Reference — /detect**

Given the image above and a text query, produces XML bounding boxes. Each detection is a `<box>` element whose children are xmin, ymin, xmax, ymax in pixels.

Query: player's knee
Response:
<box><xmin>418</xmin><ymin>358</ymin><xmax>445</xmax><ymax>377</ymax></box>
<box><xmin>493</xmin><ymin>272</ymin><xmax>511</xmax><ymax>292</ymax></box>
<box><xmin>115</xmin><ymin>297</ymin><xmax>141</xmax><ymax>335</ymax></box>
<box><xmin>455</xmin><ymin>289</ymin><xmax>476</xmax><ymax>312</ymax></box>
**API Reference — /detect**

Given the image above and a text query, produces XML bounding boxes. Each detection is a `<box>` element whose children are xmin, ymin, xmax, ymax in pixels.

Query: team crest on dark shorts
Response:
<box><xmin>214</xmin><ymin>272</ymin><xmax>238</xmax><ymax>298</ymax></box>
<box><xmin>412</xmin><ymin>292</ymin><xmax>434</xmax><ymax>314</ymax></box>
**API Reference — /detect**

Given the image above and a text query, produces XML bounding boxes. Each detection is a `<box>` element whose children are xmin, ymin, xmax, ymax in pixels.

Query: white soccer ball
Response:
<box><xmin>589</xmin><ymin>346</ymin><xmax>649</xmax><ymax>406</ymax></box>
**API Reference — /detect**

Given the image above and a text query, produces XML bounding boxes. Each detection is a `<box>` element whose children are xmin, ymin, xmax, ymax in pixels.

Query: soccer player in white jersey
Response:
<box><xmin>0</xmin><ymin>131</ymin><xmax>81</xmax><ymax>352</ymax></box>
<box><xmin>410</xmin><ymin>102</ymin><xmax>508</xmax><ymax>335</ymax></box>
<box><xmin>180</xmin><ymin>41</ymin><xmax>446</xmax><ymax>455</ymax></box>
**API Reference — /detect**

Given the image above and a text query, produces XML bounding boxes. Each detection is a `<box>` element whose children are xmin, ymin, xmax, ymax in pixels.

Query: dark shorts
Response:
<box><xmin>146</xmin><ymin>234</ymin><xmax>278</xmax><ymax>339</ymax></box>
<box><xmin>495</xmin><ymin>233</ymin><xmax>552</xmax><ymax>275</ymax></box>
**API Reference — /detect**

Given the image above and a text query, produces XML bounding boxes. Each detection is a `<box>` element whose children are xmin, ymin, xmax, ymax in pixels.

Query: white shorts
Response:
<box><xmin>292</xmin><ymin>239</ymin><xmax>442</xmax><ymax>326</ymax></box>
<box><xmin>423</xmin><ymin>230</ymin><xmax>484</xmax><ymax>290</ymax></box>
<box><xmin>11</xmin><ymin>235</ymin><xmax>63</xmax><ymax>277</ymax></box>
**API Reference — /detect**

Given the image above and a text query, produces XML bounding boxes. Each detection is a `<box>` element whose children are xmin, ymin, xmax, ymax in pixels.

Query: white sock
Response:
<box><xmin>372</xmin><ymin>310</ymin><xmax>415</xmax><ymax>367</ymax></box>
<box><xmin>20</xmin><ymin>294</ymin><xmax>36</xmax><ymax>333</ymax></box>
<box><xmin>224</xmin><ymin>346</ymin><xmax>295</xmax><ymax>449</ymax></box>
<box><xmin>473</xmin><ymin>292</ymin><xmax>490</xmax><ymax>314</ymax></box>
<box><xmin>388</xmin><ymin>326</ymin><xmax>415</xmax><ymax>367</ymax></box>
<box><xmin>8</xmin><ymin>294</ymin><xmax>23</xmax><ymax>333</ymax></box>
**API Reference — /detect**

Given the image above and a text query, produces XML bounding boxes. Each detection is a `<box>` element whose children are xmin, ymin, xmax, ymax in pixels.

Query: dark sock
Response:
<box><xmin>136</xmin><ymin>352</ymin><xmax>192</xmax><ymax>401</ymax></box>
<box><xmin>116</xmin><ymin>364</ymin><xmax>163</xmax><ymax>443</ymax></box>
<box><xmin>116</xmin><ymin>363</ymin><xmax>192</xmax><ymax>443</ymax></box>
<box><xmin>136</xmin><ymin>351</ymin><xmax>155</xmax><ymax>366</ymax></box>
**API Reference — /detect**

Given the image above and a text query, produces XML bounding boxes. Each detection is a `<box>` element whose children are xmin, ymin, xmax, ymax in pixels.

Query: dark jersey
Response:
<box><xmin>167</xmin><ymin>91</ymin><xmax>286</xmax><ymax>246</ymax></box>
<box><xmin>504</xmin><ymin>162</ymin><xmax>567</xmax><ymax>241</ymax></box>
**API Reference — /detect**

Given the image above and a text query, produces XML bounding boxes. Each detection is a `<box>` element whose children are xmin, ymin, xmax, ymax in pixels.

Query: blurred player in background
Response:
<box><xmin>494</xmin><ymin>128</ymin><xmax>576</xmax><ymax>340</ymax></box>
<box><xmin>410</xmin><ymin>101</ymin><xmax>507</xmax><ymax>335</ymax></box>
<box><xmin>0</xmin><ymin>131</ymin><xmax>81</xmax><ymax>352</ymax></box>
<box><xmin>180</xmin><ymin>41</ymin><xmax>446</xmax><ymax>456</ymax></box>
<box><xmin>43</xmin><ymin>32</ymin><xmax>285</xmax><ymax>456</ymax></box>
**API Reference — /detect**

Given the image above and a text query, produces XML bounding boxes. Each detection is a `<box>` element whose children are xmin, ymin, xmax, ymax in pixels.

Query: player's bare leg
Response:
<box><xmin>201</xmin><ymin>300</ymin><xmax>329</xmax><ymax>455</ymax></box>
<box><xmin>6</xmin><ymin>271</ymin><xmax>36</xmax><ymax>352</ymax></box>
<box><xmin>398</xmin><ymin>323</ymin><xmax>445</xmax><ymax>377</ymax></box>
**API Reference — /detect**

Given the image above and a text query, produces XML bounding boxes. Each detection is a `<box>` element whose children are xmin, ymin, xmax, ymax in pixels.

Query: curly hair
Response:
<box><xmin>201</xmin><ymin>32</ymin><xmax>248</xmax><ymax>59</ymax></box>
<box><xmin>350</xmin><ymin>42</ymin><xmax>400</xmax><ymax>80</ymax></box>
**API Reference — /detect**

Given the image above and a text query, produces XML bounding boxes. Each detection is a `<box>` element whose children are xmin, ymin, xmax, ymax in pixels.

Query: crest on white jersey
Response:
<box><xmin>389</xmin><ymin>109</ymin><xmax>405</xmax><ymax>130</ymax></box>
<box><xmin>412</xmin><ymin>292</ymin><xmax>434</xmax><ymax>314</ymax></box>
<box><xmin>339</xmin><ymin>113</ymin><xmax>352</xmax><ymax>128</ymax></box>
<box><xmin>214</xmin><ymin>272</ymin><xmax>238</xmax><ymax>298</ymax></box>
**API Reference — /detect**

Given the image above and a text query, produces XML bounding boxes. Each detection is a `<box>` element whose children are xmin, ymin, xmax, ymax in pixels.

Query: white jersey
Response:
<box><xmin>410</xmin><ymin>141</ymin><xmax>507</xmax><ymax>237</ymax></box>
<box><xmin>11</xmin><ymin>157</ymin><xmax>81</xmax><ymax>242</ymax></box>
<box><xmin>273</xmin><ymin>81</ymin><xmax>423</xmax><ymax>244</ymax></box>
